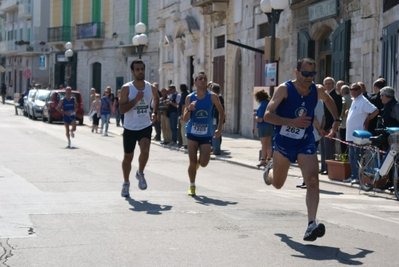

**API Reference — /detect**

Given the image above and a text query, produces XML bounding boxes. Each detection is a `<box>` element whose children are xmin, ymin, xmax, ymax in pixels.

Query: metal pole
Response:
<box><xmin>137</xmin><ymin>45</ymin><xmax>144</xmax><ymax>59</ymax></box>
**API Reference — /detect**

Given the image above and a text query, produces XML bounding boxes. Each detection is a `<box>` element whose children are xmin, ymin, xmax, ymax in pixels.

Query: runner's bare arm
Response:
<box><xmin>151</xmin><ymin>84</ymin><xmax>159</xmax><ymax>123</ymax></box>
<box><xmin>56</xmin><ymin>99</ymin><xmax>64</xmax><ymax>114</ymax></box>
<box><xmin>182</xmin><ymin>94</ymin><xmax>192</xmax><ymax>123</ymax></box>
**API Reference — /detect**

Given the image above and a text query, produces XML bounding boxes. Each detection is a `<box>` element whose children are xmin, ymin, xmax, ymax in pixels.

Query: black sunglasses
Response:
<box><xmin>300</xmin><ymin>71</ymin><xmax>317</xmax><ymax>78</ymax></box>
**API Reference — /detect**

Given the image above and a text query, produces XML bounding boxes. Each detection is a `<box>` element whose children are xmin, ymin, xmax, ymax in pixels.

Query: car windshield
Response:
<box><xmin>36</xmin><ymin>91</ymin><xmax>49</xmax><ymax>101</ymax></box>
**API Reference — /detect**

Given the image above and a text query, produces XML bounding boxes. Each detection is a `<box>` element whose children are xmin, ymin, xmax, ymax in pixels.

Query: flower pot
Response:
<box><xmin>325</xmin><ymin>160</ymin><xmax>351</xmax><ymax>181</ymax></box>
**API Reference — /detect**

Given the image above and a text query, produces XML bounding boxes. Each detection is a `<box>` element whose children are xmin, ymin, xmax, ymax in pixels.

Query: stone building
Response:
<box><xmin>46</xmin><ymin>0</ymin><xmax>159</xmax><ymax>111</ymax></box>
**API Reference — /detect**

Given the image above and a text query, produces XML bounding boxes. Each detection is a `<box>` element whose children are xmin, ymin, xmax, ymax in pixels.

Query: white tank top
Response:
<box><xmin>123</xmin><ymin>80</ymin><xmax>153</xmax><ymax>131</ymax></box>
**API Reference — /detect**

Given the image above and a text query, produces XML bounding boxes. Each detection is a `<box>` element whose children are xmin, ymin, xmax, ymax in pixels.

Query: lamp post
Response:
<box><xmin>64</xmin><ymin>42</ymin><xmax>73</xmax><ymax>87</ymax></box>
<box><xmin>260</xmin><ymin>0</ymin><xmax>289</xmax><ymax>95</ymax></box>
<box><xmin>132</xmin><ymin>22</ymin><xmax>148</xmax><ymax>59</ymax></box>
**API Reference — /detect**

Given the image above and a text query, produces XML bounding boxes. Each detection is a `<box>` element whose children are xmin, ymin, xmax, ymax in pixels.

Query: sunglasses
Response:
<box><xmin>300</xmin><ymin>71</ymin><xmax>317</xmax><ymax>78</ymax></box>
<box><xmin>350</xmin><ymin>87</ymin><xmax>360</xmax><ymax>91</ymax></box>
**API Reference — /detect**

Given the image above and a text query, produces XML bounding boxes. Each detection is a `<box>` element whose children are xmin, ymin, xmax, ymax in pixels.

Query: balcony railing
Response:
<box><xmin>47</xmin><ymin>26</ymin><xmax>74</xmax><ymax>43</ymax></box>
<box><xmin>191</xmin><ymin>0</ymin><xmax>229</xmax><ymax>7</ymax></box>
<box><xmin>18</xmin><ymin>1</ymin><xmax>32</xmax><ymax>18</ymax></box>
<box><xmin>0</xmin><ymin>0</ymin><xmax>19</xmax><ymax>11</ymax></box>
<box><xmin>76</xmin><ymin>22</ymin><xmax>105</xmax><ymax>40</ymax></box>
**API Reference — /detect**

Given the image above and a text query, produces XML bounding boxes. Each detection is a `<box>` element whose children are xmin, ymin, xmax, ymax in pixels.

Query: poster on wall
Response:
<box><xmin>264</xmin><ymin>63</ymin><xmax>277</xmax><ymax>87</ymax></box>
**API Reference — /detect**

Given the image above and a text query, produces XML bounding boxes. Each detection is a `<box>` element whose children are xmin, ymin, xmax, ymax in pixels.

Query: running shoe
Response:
<box><xmin>303</xmin><ymin>222</ymin><xmax>325</xmax><ymax>241</ymax></box>
<box><xmin>136</xmin><ymin>171</ymin><xmax>147</xmax><ymax>190</ymax></box>
<box><xmin>91</xmin><ymin>128</ymin><xmax>94</xmax><ymax>133</ymax></box>
<box><xmin>121</xmin><ymin>183</ymin><xmax>130</xmax><ymax>197</ymax></box>
<box><xmin>71</xmin><ymin>131</ymin><xmax>75</xmax><ymax>138</ymax></box>
<box><xmin>263</xmin><ymin>160</ymin><xmax>273</xmax><ymax>185</ymax></box>
<box><xmin>104</xmin><ymin>132</ymin><xmax>108</xmax><ymax>136</ymax></box>
<box><xmin>188</xmin><ymin>186</ymin><xmax>196</xmax><ymax>196</ymax></box>
<box><xmin>67</xmin><ymin>140</ymin><xmax>71</xmax><ymax>148</ymax></box>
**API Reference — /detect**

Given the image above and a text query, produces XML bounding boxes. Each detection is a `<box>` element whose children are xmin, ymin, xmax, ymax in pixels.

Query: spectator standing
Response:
<box><xmin>211</xmin><ymin>83</ymin><xmax>225</xmax><ymax>155</ymax></box>
<box><xmin>339</xmin><ymin>85</ymin><xmax>352</xmax><ymax>153</ymax></box>
<box><xmin>254</xmin><ymin>88</ymin><xmax>273</xmax><ymax>167</ymax></box>
<box><xmin>368</xmin><ymin>78</ymin><xmax>386</xmax><ymax>134</ymax></box>
<box><xmin>151</xmin><ymin>83</ymin><xmax>161</xmax><ymax>141</ymax></box>
<box><xmin>100</xmin><ymin>86</ymin><xmax>114</xmax><ymax>136</ymax></box>
<box><xmin>183</xmin><ymin>72</ymin><xmax>225</xmax><ymax>196</ymax></box>
<box><xmin>88</xmin><ymin>94</ymin><xmax>101</xmax><ymax>133</ymax></box>
<box><xmin>166</xmin><ymin>84</ymin><xmax>178</xmax><ymax>146</ymax></box>
<box><xmin>344</xmin><ymin>83</ymin><xmax>378</xmax><ymax>184</ymax></box>
<box><xmin>119</xmin><ymin>59</ymin><xmax>159</xmax><ymax>198</ymax></box>
<box><xmin>1</xmin><ymin>82</ymin><xmax>7</xmax><ymax>104</ymax></box>
<box><xmin>15</xmin><ymin>93</ymin><xmax>24</xmax><ymax>115</ymax></box>
<box><xmin>380</xmin><ymin>86</ymin><xmax>399</xmax><ymax>127</ymax></box>
<box><xmin>159</xmin><ymin>88</ymin><xmax>172</xmax><ymax>144</ymax></box>
<box><xmin>319</xmin><ymin>77</ymin><xmax>342</xmax><ymax>175</ymax></box>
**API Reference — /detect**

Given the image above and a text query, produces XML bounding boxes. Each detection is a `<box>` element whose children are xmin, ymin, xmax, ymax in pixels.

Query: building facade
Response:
<box><xmin>0</xmin><ymin>0</ymin><xmax>50</xmax><ymax>94</ymax></box>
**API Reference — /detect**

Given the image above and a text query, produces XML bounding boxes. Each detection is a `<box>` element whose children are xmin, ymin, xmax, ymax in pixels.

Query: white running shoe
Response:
<box><xmin>303</xmin><ymin>222</ymin><xmax>325</xmax><ymax>241</ymax></box>
<box><xmin>121</xmin><ymin>183</ymin><xmax>130</xmax><ymax>197</ymax></box>
<box><xmin>71</xmin><ymin>131</ymin><xmax>75</xmax><ymax>138</ymax></box>
<box><xmin>136</xmin><ymin>171</ymin><xmax>147</xmax><ymax>190</ymax></box>
<box><xmin>263</xmin><ymin>160</ymin><xmax>273</xmax><ymax>185</ymax></box>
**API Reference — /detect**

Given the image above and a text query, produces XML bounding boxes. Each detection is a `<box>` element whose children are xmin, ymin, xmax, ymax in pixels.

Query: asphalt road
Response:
<box><xmin>1</xmin><ymin>104</ymin><xmax>399</xmax><ymax>267</ymax></box>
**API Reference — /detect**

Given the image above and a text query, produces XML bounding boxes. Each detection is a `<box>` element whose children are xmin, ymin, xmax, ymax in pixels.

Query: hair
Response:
<box><xmin>180</xmin><ymin>84</ymin><xmax>188</xmax><ymax>92</ymax></box>
<box><xmin>296</xmin><ymin>57</ymin><xmax>316</xmax><ymax>71</ymax></box>
<box><xmin>194</xmin><ymin>71</ymin><xmax>207</xmax><ymax>81</ymax></box>
<box><xmin>380</xmin><ymin>86</ymin><xmax>395</xmax><ymax>98</ymax></box>
<box><xmin>95</xmin><ymin>94</ymin><xmax>100</xmax><ymax>97</ymax></box>
<box><xmin>323</xmin><ymin>76</ymin><xmax>336</xmax><ymax>85</ymax></box>
<box><xmin>130</xmin><ymin>59</ymin><xmax>145</xmax><ymax>71</ymax></box>
<box><xmin>350</xmin><ymin>83</ymin><xmax>362</xmax><ymax>90</ymax></box>
<box><xmin>341</xmin><ymin>85</ymin><xmax>350</xmax><ymax>95</ymax></box>
<box><xmin>211</xmin><ymin>83</ymin><xmax>221</xmax><ymax>94</ymax></box>
<box><xmin>254</xmin><ymin>89</ymin><xmax>270</xmax><ymax>102</ymax></box>
<box><xmin>91</xmin><ymin>88</ymin><xmax>95</xmax><ymax>91</ymax></box>
<box><xmin>168</xmin><ymin>84</ymin><xmax>176</xmax><ymax>89</ymax></box>
<box><xmin>66</xmin><ymin>86</ymin><xmax>72</xmax><ymax>90</ymax></box>
<box><xmin>373</xmin><ymin>78</ymin><xmax>386</xmax><ymax>89</ymax></box>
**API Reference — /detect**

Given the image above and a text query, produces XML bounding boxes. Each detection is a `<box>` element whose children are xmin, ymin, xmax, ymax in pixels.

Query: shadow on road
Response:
<box><xmin>275</xmin><ymin>233</ymin><xmax>373</xmax><ymax>265</ymax></box>
<box><xmin>319</xmin><ymin>189</ymin><xmax>344</xmax><ymax>195</ymax></box>
<box><xmin>125</xmin><ymin>198</ymin><xmax>172</xmax><ymax>215</ymax></box>
<box><xmin>193</xmin><ymin>195</ymin><xmax>238</xmax><ymax>206</ymax></box>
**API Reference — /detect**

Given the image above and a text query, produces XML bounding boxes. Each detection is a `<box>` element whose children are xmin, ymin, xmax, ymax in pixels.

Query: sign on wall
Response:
<box><xmin>308</xmin><ymin>0</ymin><xmax>339</xmax><ymax>23</ymax></box>
<box><xmin>39</xmin><ymin>55</ymin><xmax>46</xmax><ymax>70</ymax></box>
<box><xmin>264</xmin><ymin>63</ymin><xmax>277</xmax><ymax>87</ymax></box>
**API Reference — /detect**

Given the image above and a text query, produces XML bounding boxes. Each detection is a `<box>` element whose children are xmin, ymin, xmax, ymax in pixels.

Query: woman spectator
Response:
<box><xmin>88</xmin><ymin>94</ymin><xmax>101</xmax><ymax>133</ymax></box>
<box><xmin>100</xmin><ymin>86</ymin><xmax>114</xmax><ymax>136</ymax></box>
<box><xmin>254</xmin><ymin>89</ymin><xmax>274</xmax><ymax>167</ymax></box>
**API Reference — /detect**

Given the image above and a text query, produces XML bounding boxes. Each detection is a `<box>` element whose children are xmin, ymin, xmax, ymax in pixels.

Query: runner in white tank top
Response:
<box><xmin>118</xmin><ymin>59</ymin><xmax>159</xmax><ymax>198</ymax></box>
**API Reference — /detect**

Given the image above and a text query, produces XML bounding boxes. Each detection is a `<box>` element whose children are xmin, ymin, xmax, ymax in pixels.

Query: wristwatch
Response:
<box><xmin>334</xmin><ymin>118</ymin><xmax>342</xmax><ymax>122</ymax></box>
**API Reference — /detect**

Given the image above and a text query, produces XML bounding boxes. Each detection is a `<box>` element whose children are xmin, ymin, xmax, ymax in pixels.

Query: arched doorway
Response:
<box><xmin>318</xmin><ymin>30</ymin><xmax>332</xmax><ymax>83</ymax></box>
<box><xmin>92</xmin><ymin>62</ymin><xmax>102</xmax><ymax>94</ymax></box>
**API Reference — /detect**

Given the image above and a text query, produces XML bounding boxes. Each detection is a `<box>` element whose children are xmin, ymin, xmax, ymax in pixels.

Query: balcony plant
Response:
<box><xmin>39</xmin><ymin>41</ymin><xmax>46</xmax><ymax>45</ymax></box>
<box><xmin>26</xmin><ymin>45</ymin><xmax>33</xmax><ymax>51</ymax></box>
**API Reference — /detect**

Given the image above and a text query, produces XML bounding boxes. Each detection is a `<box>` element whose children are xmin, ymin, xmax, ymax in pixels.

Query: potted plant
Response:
<box><xmin>26</xmin><ymin>45</ymin><xmax>33</xmax><ymax>51</ymax></box>
<box><xmin>325</xmin><ymin>152</ymin><xmax>351</xmax><ymax>181</ymax></box>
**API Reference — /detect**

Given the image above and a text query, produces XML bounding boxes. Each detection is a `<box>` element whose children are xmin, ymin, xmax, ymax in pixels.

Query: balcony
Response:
<box><xmin>0</xmin><ymin>0</ymin><xmax>19</xmax><ymax>12</ymax></box>
<box><xmin>191</xmin><ymin>0</ymin><xmax>229</xmax><ymax>14</ymax></box>
<box><xmin>47</xmin><ymin>26</ymin><xmax>73</xmax><ymax>50</ymax></box>
<box><xmin>0</xmin><ymin>40</ymin><xmax>19</xmax><ymax>55</ymax></box>
<box><xmin>18</xmin><ymin>1</ymin><xmax>32</xmax><ymax>19</ymax></box>
<box><xmin>76</xmin><ymin>22</ymin><xmax>105</xmax><ymax>47</ymax></box>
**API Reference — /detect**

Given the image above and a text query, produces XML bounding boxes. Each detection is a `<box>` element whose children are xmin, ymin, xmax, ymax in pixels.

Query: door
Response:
<box><xmin>382</xmin><ymin>21</ymin><xmax>399</xmax><ymax>90</ymax></box>
<box><xmin>297</xmin><ymin>31</ymin><xmax>315</xmax><ymax>60</ymax></box>
<box><xmin>331</xmin><ymin>20</ymin><xmax>351</xmax><ymax>82</ymax></box>
<box><xmin>92</xmin><ymin>62</ymin><xmax>102</xmax><ymax>94</ymax></box>
<box><xmin>212</xmin><ymin>55</ymin><xmax>225</xmax><ymax>96</ymax></box>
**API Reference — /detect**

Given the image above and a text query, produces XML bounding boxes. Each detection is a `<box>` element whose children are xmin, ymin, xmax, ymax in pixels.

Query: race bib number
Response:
<box><xmin>136</xmin><ymin>106</ymin><xmax>148</xmax><ymax>117</ymax></box>
<box><xmin>191</xmin><ymin>123</ymin><xmax>208</xmax><ymax>135</ymax></box>
<box><xmin>279</xmin><ymin>125</ymin><xmax>305</xmax><ymax>139</ymax></box>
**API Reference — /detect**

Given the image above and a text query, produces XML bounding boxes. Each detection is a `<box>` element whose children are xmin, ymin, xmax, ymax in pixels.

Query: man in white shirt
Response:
<box><xmin>344</xmin><ymin>82</ymin><xmax>378</xmax><ymax>184</ymax></box>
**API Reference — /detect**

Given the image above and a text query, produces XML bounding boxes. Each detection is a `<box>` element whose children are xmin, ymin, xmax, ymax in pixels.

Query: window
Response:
<box><xmin>129</xmin><ymin>0</ymin><xmax>148</xmax><ymax>40</ymax></box>
<box><xmin>320</xmin><ymin>31</ymin><xmax>332</xmax><ymax>52</ymax></box>
<box><xmin>215</xmin><ymin>35</ymin><xmax>225</xmax><ymax>49</ymax></box>
<box><xmin>383</xmin><ymin>0</ymin><xmax>399</xmax><ymax>12</ymax></box>
<box><xmin>258</xmin><ymin>22</ymin><xmax>271</xmax><ymax>39</ymax></box>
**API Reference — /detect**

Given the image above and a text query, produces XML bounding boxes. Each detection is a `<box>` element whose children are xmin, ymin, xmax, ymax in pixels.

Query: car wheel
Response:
<box><xmin>32</xmin><ymin>111</ymin><xmax>37</xmax><ymax>120</ymax></box>
<box><xmin>78</xmin><ymin>118</ymin><xmax>83</xmax><ymax>126</ymax></box>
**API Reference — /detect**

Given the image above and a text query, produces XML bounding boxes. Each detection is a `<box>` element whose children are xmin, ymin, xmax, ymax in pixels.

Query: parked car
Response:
<box><xmin>25</xmin><ymin>89</ymin><xmax>37</xmax><ymax>118</ymax></box>
<box><xmin>42</xmin><ymin>89</ymin><xmax>84</xmax><ymax>125</ymax></box>
<box><xmin>28</xmin><ymin>89</ymin><xmax>50</xmax><ymax>120</ymax></box>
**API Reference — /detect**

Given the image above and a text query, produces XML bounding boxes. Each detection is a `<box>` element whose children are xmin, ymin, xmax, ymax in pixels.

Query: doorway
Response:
<box><xmin>92</xmin><ymin>62</ymin><xmax>102</xmax><ymax>94</ymax></box>
<box><xmin>318</xmin><ymin>30</ymin><xmax>332</xmax><ymax>83</ymax></box>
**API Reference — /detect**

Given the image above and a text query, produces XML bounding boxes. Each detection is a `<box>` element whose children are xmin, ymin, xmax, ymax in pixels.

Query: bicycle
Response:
<box><xmin>354</xmin><ymin>127</ymin><xmax>399</xmax><ymax>200</ymax></box>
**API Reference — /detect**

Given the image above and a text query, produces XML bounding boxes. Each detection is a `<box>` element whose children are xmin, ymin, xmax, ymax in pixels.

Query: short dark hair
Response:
<box><xmin>373</xmin><ymin>78</ymin><xmax>386</xmax><ymax>90</ymax></box>
<box><xmin>194</xmin><ymin>72</ymin><xmax>207</xmax><ymax>81</ymax></box>
<box><xmin>180</xmin><ymin>84</ymin><xmax>188</xmax><ymax>92</ymax></box>
<box><xmin>254</xmin><ymin>89</ymin><xmax>270</xmax><ymax>102</ymax></box>
<box><xmin>211</xmin><ymin>83</ymin><xmax>221</xmax><ymax>94</ymax></box>
<box><xmin>296</xmin><ymin>57</ymin><xmax>316</xmax><ymax>70</ymax></box>
<box><xmin>130</xmin><ymin>59</ymin><xmax>145</xmax><ymax>71</ymax></box>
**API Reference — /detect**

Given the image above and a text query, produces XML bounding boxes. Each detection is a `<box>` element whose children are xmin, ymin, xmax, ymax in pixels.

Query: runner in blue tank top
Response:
<box><xmin>56</xmin><ymin>86</ymin><xmax>78</xmax><ymax>148</ymax></box>
<box><xmin>263</xmin><ymin>58</ymin><xmax>341</xmax><ymax>242</ymax></box>
<box><xmin>182</xmin><ymin>72</ymin><xmax>225</xmax><ymax>197</ymax></box>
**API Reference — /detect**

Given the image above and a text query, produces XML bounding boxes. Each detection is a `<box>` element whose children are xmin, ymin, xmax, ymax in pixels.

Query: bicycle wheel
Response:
<box><xmin>394</xmin><ymin>158</ymin><xmax>399</xmax><ymax>200</ymax></box>
<box><xmin>358</xmin><ymin>150</ymin><xmax>378</xmax><ymax>191</ymax></box>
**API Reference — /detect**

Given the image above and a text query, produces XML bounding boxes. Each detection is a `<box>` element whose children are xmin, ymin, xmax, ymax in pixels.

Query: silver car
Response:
<box><xmin>28</xmin><ymin>89</ymin><xmax>50</xmax><ymax>120</ymax></box>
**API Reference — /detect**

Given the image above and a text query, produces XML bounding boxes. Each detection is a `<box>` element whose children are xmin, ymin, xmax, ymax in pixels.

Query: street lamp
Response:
<box><xmin>260</xmin><ymin>0</ymin><xmax>289</xmax><ymax>95</ymax></box>
<box><xmin>64</xmin><ymin>42</ymin><xmax>73</xmax><ymax>86</ymax></box>
<box><xmin>132</xmin><ymin>22</ymin><xmax>148</xmax><ymax>59</ymax></box>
